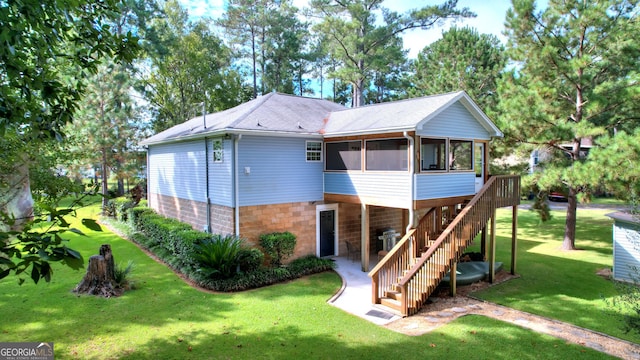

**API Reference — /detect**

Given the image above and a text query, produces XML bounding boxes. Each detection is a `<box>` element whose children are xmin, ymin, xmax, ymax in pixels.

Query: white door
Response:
<box><xmin>475</xmin><ymin>142</ymin><xmax>485</xmax><ymax>193</ymax></box>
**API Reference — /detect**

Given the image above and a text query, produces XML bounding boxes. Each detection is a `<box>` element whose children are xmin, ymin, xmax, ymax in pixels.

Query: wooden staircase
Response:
<box><xmin>369</xmin><ymin>175</ymin><xmax>520</xmax><ymax>316</ymax></box>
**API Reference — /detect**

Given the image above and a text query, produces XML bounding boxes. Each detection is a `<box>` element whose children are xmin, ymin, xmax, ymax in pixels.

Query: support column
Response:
<box><xmin>481</xmin><ymin>225</ymin><xmax>487</xmax><ymax>261</ymax></box>
<box><xmin>488</xmin><ymin>208</ymin><xmax>497</xmax><ymax>283</ymax></box>
<box><xmin>511</xmin><ymin>205</ymin><xmax>518</xmax><ymax>275</ymax></box>
<box><xmin>450</xmin><ymin>262</ymin><xmax>457</xmax><ymax>296</ymax></box>
<box><xmin>361</xmin><ymin>203</ymin><xmax>370</xmax><ymax>272</ymax></box>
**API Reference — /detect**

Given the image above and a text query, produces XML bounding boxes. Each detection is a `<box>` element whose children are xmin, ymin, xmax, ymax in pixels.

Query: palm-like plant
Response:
<box><xmin>194</xmin><ymin>235</ymin><xmax>243</xmax><ymax>279</ymax></box>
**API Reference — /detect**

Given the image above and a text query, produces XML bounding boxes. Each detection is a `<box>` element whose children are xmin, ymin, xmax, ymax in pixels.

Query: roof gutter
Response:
<box><xmin>141</xmin><ymin>129</ymin><xmax>323</xmax><ymax>147</ymax></box>
<box><xmin>323</xmin><ymin>126</ymin><xmax>414</xmax><ymax>139</ymax></box>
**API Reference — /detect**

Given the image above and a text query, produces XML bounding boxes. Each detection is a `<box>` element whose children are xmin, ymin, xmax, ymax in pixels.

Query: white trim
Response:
<box><xmin>212</xmin><ymin>138</ymin><xmax>224</xmax><ymax>163</ymax></box>
<box><xmin>305</xmin><ymin>140</ymin><xmax>323</xmax><ymax>162</ymax></box>
<box><xmin>316</xmin><ymin>203</ymin><xmax>339</xmax><ymax>257</ymax></box>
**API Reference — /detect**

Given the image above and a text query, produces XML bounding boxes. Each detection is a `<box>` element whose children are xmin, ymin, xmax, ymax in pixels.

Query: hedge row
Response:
<box><xmin>192</xmin><ymin>255</ymin><xmax>336</xmax><ymax>292</ymax></box>
<box><xmin>125</xmin><ymin>206</ymin><xmax>335</xmax><ymax>291</ymax></box>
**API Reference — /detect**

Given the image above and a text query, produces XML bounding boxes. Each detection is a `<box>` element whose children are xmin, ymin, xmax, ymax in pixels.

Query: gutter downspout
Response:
<box><xmin>403</xmin><ymin>131</ymin><xmax>415</xmax><ymax>234</ymax></box>
<box><xmin>144</xmin><ymin>145</ymin><xmax>150</xmax><ymax>207</ymax></box>
<box><xmin>234</xmin><ymin>134</ymin><xmax>242</xmax><ymax>236</ymax></box>
<box><xmin>204</xmin><ymin>137</ymin><xmax>211</xmax><ymax>233</ymax></box>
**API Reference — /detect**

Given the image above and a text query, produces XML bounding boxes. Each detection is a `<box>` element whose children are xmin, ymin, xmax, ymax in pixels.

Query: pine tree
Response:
<box><xmin>498</xmin><ymin>0</ymin><xmax>640</xmax><ymax>250</ymax></box>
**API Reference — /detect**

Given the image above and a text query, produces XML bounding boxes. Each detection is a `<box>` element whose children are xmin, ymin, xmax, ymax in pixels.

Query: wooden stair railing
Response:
<box><xmin>369</xmin><ymin>175</ymin><xmax>520</xmax><ymax>316</ymax></box>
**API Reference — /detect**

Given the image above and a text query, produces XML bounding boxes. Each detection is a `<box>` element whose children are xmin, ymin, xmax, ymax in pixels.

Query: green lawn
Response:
<box><xmin>471</xmin><ymin>207</ymin><xmax>639</xmax><ymax>344</ymax></box>
<box><xmin>0</xmin><ymin>204</ymin><xmax>629</xmax><ymax>359</ymax></box>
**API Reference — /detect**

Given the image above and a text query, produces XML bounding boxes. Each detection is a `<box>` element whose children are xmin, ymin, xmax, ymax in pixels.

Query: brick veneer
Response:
<box><xmin>337</xmin><ymin>204</ymin><xmax>406</xmax><ymax>254</ymax></box>
<box><xmin>239</xmin><ymin>202</ymin><xmax>317</xmax><ymax>260</ymax></box>
<box><xmin>149</xmin><ymin>193</ymin><xmax>234</xmax><ymax>235</ymax></box>
<box><xmin>149</xmin><ymin>193</ymin><xmax>427</xmax><ymax>262</ymax></box>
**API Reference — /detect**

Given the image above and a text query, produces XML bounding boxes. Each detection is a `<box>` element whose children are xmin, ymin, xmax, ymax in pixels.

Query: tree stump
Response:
<box><xmin>73</xmin><ymin>244</ymin><xmax>121</xmax><ymax>297</ymax></box>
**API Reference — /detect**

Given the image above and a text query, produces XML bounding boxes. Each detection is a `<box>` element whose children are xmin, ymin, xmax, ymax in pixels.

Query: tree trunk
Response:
<box><xmin>0</xmin><ymin>159</ymin><xmax>33</xmax><ymax>232</ymax></box>
<box><xmin>117</xmin><ymin>178</ymin><xmax>125</xmax><ymax>197</ymax></box>
<box><xmin>73</xmin><ymin>244</ymin><xmax>120</xmax><ymax>297</ymax></box>
<box><xmin>101</xmin><ymin>147</ymin><xmax>109</xmax><ymax>214</ymax></box>
<box><xmin>562</xmin><ymin>187</ymin><xmax>578</xmax><ymax>250</ymax></box>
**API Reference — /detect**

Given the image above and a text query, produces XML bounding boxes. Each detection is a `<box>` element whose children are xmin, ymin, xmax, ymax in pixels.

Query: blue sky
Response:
<box><xmin>177</xmin><ymin>0</ymin><xmax>513</xmax><ymax>58</ymax></box>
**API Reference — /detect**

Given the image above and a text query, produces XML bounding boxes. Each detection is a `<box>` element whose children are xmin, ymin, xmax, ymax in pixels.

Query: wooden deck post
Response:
<box><xmin>450</xmin><ymin>261</ymin><xmax>457</xmax><ymax>296</ymax></box>
<box><xmin>361</xmin><ymin>203</ymin><xmax>369</xmax><ymax>272</ymax></box>
<box><xmin>481</xmin><ymin>225</ymin><xmax>487</xmax><ymax>260</ymax></box>
<box><xmin>511</xmin><ymin>204</ymin><xmax>518</xmax><ymax>275</ymax></box>
<box><xmin>488</xmin><ymin>208</ymin><xmax>497</xmax><ymax>283</ymax></box>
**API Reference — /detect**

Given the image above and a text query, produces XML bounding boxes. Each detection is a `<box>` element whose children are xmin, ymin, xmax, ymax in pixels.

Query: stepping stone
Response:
<box><xmin>437</xmin><ymin>311</ymin><xmax>454</xmax><ymax>318</ymax></box>
<box><xmin>548</xmin><ymin>325</ymin><xmax>563</xmax><ymax>333</ymax></box>
<box><xmin>624</xmin><ymin>349</ymin><xmax>640</xmax><ymax>360</ymax></box>
<box><xmin>585</xmin><ymin>342</ymin><xmax>604</xmax><ymax>351</ymax></box>
<box><xmin>492</xmin><ymin>309</ymin><xmax>505</xmax><ymax>316</ymax></box>
<box><xmin>425</xmin><ymin>316</ymin><xmax>440</xmax><ymax>323</ymax></box>
<box><xmin>514</xmin><ymin>318</ymin><xmax>529</xmax><ymax>325</ymax></box>
<box><xmin>403</xmin><ymin>323</ymin><xmax>419</xmax><ymax>330</ymax></box>
<box><xmin>468</xmin><ymin>304</ymin><xmax>483</xmax><ymax>310</ymax></box>
<box><xmin>451</xmin><ymin>307</ymin><xmax>468</xmax><ymax>313</ymax></box>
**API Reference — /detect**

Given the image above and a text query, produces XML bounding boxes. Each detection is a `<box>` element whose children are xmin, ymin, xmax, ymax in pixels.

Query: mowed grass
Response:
<box><xmin>471</xmin><ymin>207</ymin><xmax>640</xmax><ymax>344</ymax></box>
<box><xmin>0</xmin><ymin>204</ymin><xmax>622</xmax><ymax>359</ymax></box>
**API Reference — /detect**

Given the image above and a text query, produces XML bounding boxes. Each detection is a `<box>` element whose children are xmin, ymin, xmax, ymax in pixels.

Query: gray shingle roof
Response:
<box><xmin>322</xmin><ymin>91</ymin><xmax>501</xmax><ymax>137</ymax></box>
<box><xmin>141</xmin><ymin>92</ymin><xmax>345</xmax><ymax>145</ymax></box>
<box><xmin>141</xmin><ymin>91</ymin><xmax>502</xmax><ymax>145</ymax></box>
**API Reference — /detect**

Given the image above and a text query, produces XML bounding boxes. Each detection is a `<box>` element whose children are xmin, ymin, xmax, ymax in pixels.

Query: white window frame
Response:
<box><xmin>448</xmin><ymin>138</ymin><xmax>474</xmax><ymax>172</ymax></box>
<box><xmin>306</xmin><ymin>140</ymin><xmax>322</xmax><ymax>162</ymax></box>
<box><xmin>213</xmin><ymin>139</ymin><xmax>223</xmax><ymax>163</ymax></box>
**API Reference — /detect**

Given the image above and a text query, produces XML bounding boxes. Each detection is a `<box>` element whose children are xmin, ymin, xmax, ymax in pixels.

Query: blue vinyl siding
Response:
<box><xmin>324</xmin><ymin>172</ymin><xmax>411</xmax><ymax>200</ymax></box>
<box><xmin>415</xmin><ymin>173</ymin><xmax>476</xmax><ymax>199</ymax></box>
<box><xmin>612</xmin><ymin>221</ymin><xmax>640</xmax><ymax>283</ymax></box>
<box><xmin>418</xmin><ymin>102</ymin><xmax>491</xmax><ymax>140</ymax></box>
<box><xmin>148</xmin><ymin>141</ymin><xmax>206</xmax><ymax>202</ymax></box>
<box><xmin>208</xmin><ymin>138</ymin><xmax>234</xmax><ymax>207</ymax></box>
<box><xmin>238</xmin><ymin>136</ymin><xmax>324</xmax><ymax>206</ymax></box>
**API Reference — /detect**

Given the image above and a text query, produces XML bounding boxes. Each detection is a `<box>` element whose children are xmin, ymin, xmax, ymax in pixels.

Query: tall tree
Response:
<box><xmin>309</xmin><ymin>0</ymin><xmax>474</xmax><ymax>107</ymax></box>
<box><xmin>218</xmin><ymin>0</ymin><xmax>308</xmax><ymax>97</ymax></box>
<box><xmin>143</xmin><ymin>0</ymin><xmax>249</xmax><ymax>133</ymax></box>
<box><xmin>498</xmin><ymin>0</ymin><xmax>640</xmax><ymax>250</ymax></box>
<box><xmin>0</xmin><ymin>0</ymin><xmax>138</xmax><ymax>283</ymax></box>
<box><xmin>67</xmin><ymin>61</ymin><xmax>142</xmax><ymax>212</ymax></box>
<box><xmin>409</xmin><ymin>26</ymin><xmax>506</xmax><ymax>113</ymax></box>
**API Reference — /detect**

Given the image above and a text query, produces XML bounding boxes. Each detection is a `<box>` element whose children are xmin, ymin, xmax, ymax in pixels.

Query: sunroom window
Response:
<box><xmin>325</xmin><ymin>141</ymin><xmax>361</xmax><ymax>171</ymax></box>
<box><xmin>449</xmin><ymin>139</ymin><xmax>473</xmax><ymax>171</ymax></box>
<box><xmin>421</xmin><ymin>138</ymin><xmax>446</xmax><ymax>171</ymax></box>
<box><xmin>365</xmin><ymin>138</ymin><xmax>408</xmax><ymax>171</ymax></box>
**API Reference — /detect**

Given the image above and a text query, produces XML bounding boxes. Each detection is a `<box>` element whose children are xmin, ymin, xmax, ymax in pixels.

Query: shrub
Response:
<box><xmin>194</xmin><ymin>234</ymin><xmax>244</xmax><ymax>279</ymax></box>
<box><xmin>114</xmin><ymin>260</ymin><xmax>136</xmax><ymax>289</ymax></box>
<box><xmin>259</xmin><ymin>231</ymin><xmax>296</xmax><ymax>267</ymax></box>
<box><xmin>103</xmin><ymin>200</ymin><xmax>117</xmax><ymax>218</ymax></box>
<box><xmin>287</xmin><ymin>255</ymin><xmax>335</xmax><ymax>277</ymax></box>
<box><xmin>197</xmin><ymin>256</ymin><xmax>334</xmax><ymax>292</ymax></box>
<box><xmin>237</xmin><ymin>247</ymin><xmax>264</xmax><ymax>273</ymax></box>
<box><xmin>114</xmin><ymin>197</ymin><xmax>135</xmax><ymax>222</ymax></box>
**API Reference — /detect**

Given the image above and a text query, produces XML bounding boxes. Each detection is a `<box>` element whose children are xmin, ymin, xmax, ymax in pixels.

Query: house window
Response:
<box><xmin>326</xmin><ymin>141</ymin><xmax>361</xmax><ymax>171</ymax></box>
<box><xmin>306</xmin><ymin>141</ymin><xmax>322</xmax><ymax>162</ymax></box>
<box><xmin>213</xmin><ymin>139</ymin><xmax>223</xmax><ymax>163</ymax></box>
<box><xmin>421</xmin><ymin>138</ymin><xmax>446</xmax><ymax>171</ymax></box>
<box><xmin>449</xmin><ymin>139</ymin><xmax>473</xmax><ymax>171</ymax></box>
<box><xmin>365</xmin><ymin>138</ymin><xmax>408</xmax><ymax>171</ymax></box>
